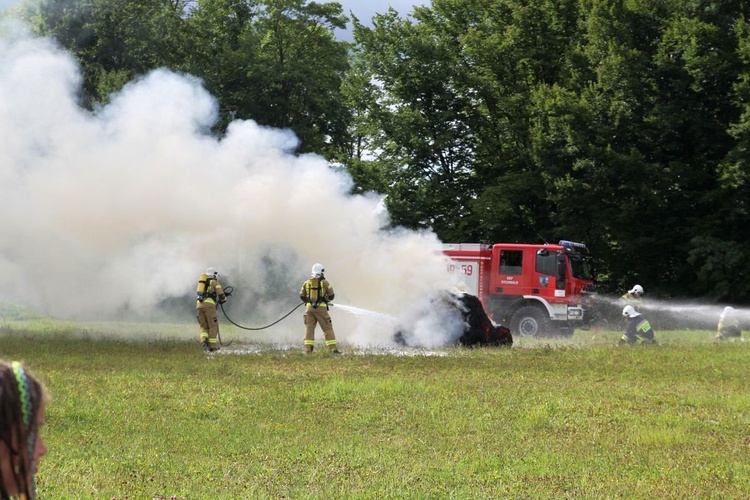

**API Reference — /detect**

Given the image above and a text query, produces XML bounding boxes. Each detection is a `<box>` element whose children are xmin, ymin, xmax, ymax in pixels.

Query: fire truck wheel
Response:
<box><xmin>511</xmin><ymin>306</ymin><xmax>550</xmax><ymax>338</ymax></box>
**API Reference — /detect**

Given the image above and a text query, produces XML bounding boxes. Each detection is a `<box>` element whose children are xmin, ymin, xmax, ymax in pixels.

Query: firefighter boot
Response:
<box><xmin>305</xmin><ymin>345</ymin><xmax>314</xmax><ymax>354</ymax></box>
<box><xmin>618</xmin><ymin>335</ymin><xmax>636</xmax><ymax>345</ymax></box>
<box><xmin>201</xmin><ymin>339</ymin><xmax>210</xmax><ymax>352</ymax></box>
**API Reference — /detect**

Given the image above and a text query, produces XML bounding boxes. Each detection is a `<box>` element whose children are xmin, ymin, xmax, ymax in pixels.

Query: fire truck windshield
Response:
<box><xmin>569</xmin><ymin>255</ymin><xmax>593</xmax><ymax>280</ymax></box>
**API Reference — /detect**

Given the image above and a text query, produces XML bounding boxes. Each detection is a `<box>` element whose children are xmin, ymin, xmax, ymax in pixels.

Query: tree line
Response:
<box><xmin>10</xmin><ymin>0</ymin><xmax>750</xmax><ymax>302</ymax></box>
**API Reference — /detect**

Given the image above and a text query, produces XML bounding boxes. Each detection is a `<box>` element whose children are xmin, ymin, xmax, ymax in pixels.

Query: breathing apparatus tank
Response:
<box><xmin>197</xmin><ymin>268</ymin><xmax>217</xmax><ymax>301</ymax></box>
<box><xmin>197</xmin><ymin>268</ymin><xmax>220</xmax><ymax>301</ymax></box>
<box><xmin>196</xmin><ymin>273</ymin><xmax>209</xmax><ymax>301</ymax></box>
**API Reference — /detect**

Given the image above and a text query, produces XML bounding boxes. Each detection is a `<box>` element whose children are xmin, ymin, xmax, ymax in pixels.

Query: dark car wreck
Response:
<box><xmin>394</xmin><ymin>291</ymin><xmax>513</xmax><ymax>348</ymax></box>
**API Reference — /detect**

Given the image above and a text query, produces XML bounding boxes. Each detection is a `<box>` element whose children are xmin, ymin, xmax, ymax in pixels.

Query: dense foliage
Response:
<box><xmin>10</xmin><ymin>0</ymin><xmax>750</xmax><ymax>301</ymax></box>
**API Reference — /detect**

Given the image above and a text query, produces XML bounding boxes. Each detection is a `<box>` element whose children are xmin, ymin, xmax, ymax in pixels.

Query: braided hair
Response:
<box><xmin>0</xmin><ymin>360</ymin><xmax>47</xmax><ymax>500</ymax></box>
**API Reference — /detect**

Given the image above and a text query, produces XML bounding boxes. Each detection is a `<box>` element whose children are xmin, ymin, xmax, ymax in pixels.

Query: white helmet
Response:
<box><xmin>206</xmin><ymin>267</ymin><xmax>218</xmax><ymax>278</ymax></box>
<box><xmin>629</xmin><ymin>284</ymin><xmax>644</xmax><ymax>295</ymax></box>
<box><xmin>311</xmin><ymin>263</ymin><xmax>325</xmax><ymax>278</ymax></box>
<box><xmin>721</xmin><ymin>306</ymin><xmax>735</xmax><ymax>317</ymax></box>
<box><xmin>622</xmin><ymin>305</ymin><xmax>639</xmax><ymax>318</ymax></box>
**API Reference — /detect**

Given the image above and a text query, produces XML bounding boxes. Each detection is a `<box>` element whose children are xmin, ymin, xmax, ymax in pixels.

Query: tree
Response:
<box><xmin>692</xmin><ymin>14</ymin><xmax>750</xmax><ymax>301</ymax></box>
<box><xmin>241</xmin><ymin>0</ymin><xmax>351</xmax><ymax>156</ymax></box>
<box><xmin>182</xmin><ymin>0</ymin><xmax>260</xmax><ymax>132</ymax></box>
<box><xmin>351</xmin><ymin>1</ymin><xmax>582</xmax><ymax>242</ymax></box>
<box><xmin>349</xmin><ymin>0</ymin><xmax>750</xmax><ymax>300</ymax></box>
<box><xmin>186</xmin><ymin>0</ymin><xmax>351</xmax><ymax>155</ymax></box>
<box><xmin>352</xmin><ymin>7</ymin><xmax>493</xmax><ymax>241</ymax></box>
<box><xmin>26</xmin><ymin>0</ymin><xmax>190</xmax><ymax>107</ymax></box>
<box><xmin>26</xmin><ymin>0</ymin><xmax>353</xmax><ymax>157</ymax></box>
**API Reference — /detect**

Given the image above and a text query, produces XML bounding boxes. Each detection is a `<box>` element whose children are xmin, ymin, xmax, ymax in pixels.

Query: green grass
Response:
<box><xmin>1</xmin><ymin>323</ymin><xmax>749</xmax><ymax>499</ymax></box>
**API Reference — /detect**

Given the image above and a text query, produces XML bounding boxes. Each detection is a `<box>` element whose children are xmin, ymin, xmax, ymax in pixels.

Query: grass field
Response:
<box><xmin>1</xmin><ymin>321</ymin><xmax>749</xmax><ymax>499</ymax></box>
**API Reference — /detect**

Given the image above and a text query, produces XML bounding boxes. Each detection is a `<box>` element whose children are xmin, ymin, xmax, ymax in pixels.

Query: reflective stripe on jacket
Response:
<box><xmin>197</xmin><ymin>279</ymin><xmax>224</xmax><ymax>306</ymax></box>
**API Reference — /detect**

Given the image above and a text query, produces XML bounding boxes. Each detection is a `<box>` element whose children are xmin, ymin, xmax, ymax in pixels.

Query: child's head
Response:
<box><xmin>0</xmin><ymin>360</ymin><xmax>49</xmax><ymax>500</ymax></box>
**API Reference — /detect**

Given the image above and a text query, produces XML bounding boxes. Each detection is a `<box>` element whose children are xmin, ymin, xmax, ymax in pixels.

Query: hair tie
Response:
<box><xmin>12</xmin><ymin>361</ymin><xmax>38</xmax><ymax>495</ymax></box>
<box><xmin>12</xmin><ymin>361</ymin><xmax>32</xmax><ymax>428</ymax></box>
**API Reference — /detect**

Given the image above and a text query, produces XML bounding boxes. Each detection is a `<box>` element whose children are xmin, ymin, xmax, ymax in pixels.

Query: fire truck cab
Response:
<box><xmin>443</xmin><ymin>241</ymin><xmax>595</xmax><ymax>337</ymax></box>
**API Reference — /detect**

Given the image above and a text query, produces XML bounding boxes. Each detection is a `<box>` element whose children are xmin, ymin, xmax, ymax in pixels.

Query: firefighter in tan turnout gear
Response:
<box><xmin>300</xmin><ymin>263</ymin><xmax>340</xmax><ymax>354</ymax></box>
<box><xmin>196</xmin><ymin>267</ymin><xmax>228</xmax><ymax>352</ymax></box>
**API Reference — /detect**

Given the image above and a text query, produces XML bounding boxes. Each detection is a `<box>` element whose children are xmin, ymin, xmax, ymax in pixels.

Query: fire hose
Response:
<box><xmin>220</xmin><ymin>301</ymin><xmax>305</xmax><ymax>331</ymax></box>
<box><xmin>215</xmin><ymin>286</ymin><xmax>306</xmax><ymax>347</ymax></box>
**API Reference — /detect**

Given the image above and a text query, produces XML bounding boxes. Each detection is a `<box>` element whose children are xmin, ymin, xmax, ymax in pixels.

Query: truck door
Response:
<box><xmin>490</xmin><ymin>246</ymin><xmax>534</xmax><ymax>296</ymax></box>
<box><xmin>534</xmin><ymin>249</ymin><xmax>566</xmax><ymax>297</ymax></box>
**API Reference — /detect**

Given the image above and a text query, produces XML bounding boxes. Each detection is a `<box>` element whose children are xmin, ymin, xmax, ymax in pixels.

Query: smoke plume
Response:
<box><xmin>0</xmin><ymin>20</ymin><xmax>464</xmax><ymax>346</ymax></box>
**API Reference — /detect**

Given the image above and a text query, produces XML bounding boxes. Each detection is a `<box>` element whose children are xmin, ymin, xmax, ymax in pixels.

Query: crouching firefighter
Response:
<box><xmin>620</xmin><ymin>305</ymin><xmax>658</xmax><ymax>345</ymax></box>
<box><xmin>299</xmin><ymin>263</ymin><xmax>340</xmax><ymax>354</ymax></box>
<box><xmin>196</xmin><ymin>267</ymin><xmax>228</xmax><ymax>352</ymax></box>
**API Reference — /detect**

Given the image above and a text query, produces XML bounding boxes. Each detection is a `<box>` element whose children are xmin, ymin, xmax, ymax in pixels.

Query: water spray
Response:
<box><xmin>592</xmin><ymin>293</ymin><xmax>750</xmax><ymax>332</ymax></box>
<box><xmin>332</xmin><ymin>304</ymin><xmax>399</xmax><ymax>324</ymax></box>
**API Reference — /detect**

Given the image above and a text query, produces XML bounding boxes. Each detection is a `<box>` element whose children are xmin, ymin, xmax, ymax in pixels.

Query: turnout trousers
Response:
<box><xmin>196</xmin><ymin>303</ymin><xmax>220</xmax><ymax>350</ymax></box>
<box><xmin>304</xmin><ymin>306</ymin><xmax>337</xmax><ymax>352</ymax></box>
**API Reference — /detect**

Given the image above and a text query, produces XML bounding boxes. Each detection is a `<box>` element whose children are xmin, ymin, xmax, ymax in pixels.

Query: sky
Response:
<box><xmin>0</xmin><ymin>16</ymin><xmax>471</xmax><ymax>349</ymax></box>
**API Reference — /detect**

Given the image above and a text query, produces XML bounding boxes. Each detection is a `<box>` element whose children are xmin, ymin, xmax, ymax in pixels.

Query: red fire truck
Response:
<box><xmin>443</xmin><ymin>241</ymin><xmax>595</xmax><ymax>337</ymax></box>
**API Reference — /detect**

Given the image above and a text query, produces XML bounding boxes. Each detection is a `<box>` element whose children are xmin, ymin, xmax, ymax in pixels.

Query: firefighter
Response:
<box><xmin>716</xmin><ymin>306</ymin><xmax>742</xmax><ymax>341</ymax></box>
<box><xmin>621</xmin><ymin>284</ymin><xmax>644</xmax><ymax>310</ymax></box>
<box><xmin>620</xmin><ymin>305</ymin><xmax>657</xmax><ymax>345</ymax></box>
<box><xmin>196</xmin><ymin>267</ymin><xmax>228</xmax><ymax>352</ymax></box>
<box><xmin>299</xmin><ymin>263</ymin><xmax>340</xmax><ymax>354</ymax></box>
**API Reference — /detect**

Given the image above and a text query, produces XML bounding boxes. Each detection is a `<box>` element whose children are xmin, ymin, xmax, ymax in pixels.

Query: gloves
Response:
<box><xmin>219</xmin><ymin>295</ymin><xmax>227</xmax><ymax>304</ymax></box>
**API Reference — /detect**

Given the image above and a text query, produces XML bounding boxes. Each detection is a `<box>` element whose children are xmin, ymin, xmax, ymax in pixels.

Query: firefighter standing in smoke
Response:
<box><xmin>196</xmin><ymin>267</ymin><xmax>228</xmax><ymax>352</ymax></box>
<box><xmin>299</xmin><ymin>263</ymin><xmax>340</xmax><ymax>354</ymax></box>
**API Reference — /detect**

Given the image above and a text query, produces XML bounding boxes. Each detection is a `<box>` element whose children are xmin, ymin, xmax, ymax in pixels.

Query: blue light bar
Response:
<box><xmin>558</xmin><ymin>240</ymin><xmax>589</xmax><ymax>253</ymax></box>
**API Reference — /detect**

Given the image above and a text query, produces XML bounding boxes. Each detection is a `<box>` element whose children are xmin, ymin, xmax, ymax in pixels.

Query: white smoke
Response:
<box><xmin>391</xmin><ymin>291</ymin><xmax>468</xmax><ymax>347</ymax></box>
<box><xmin>0</xmin><ymin>20</ymin><xmax>462</xmax><ymax>346</ymax></box>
